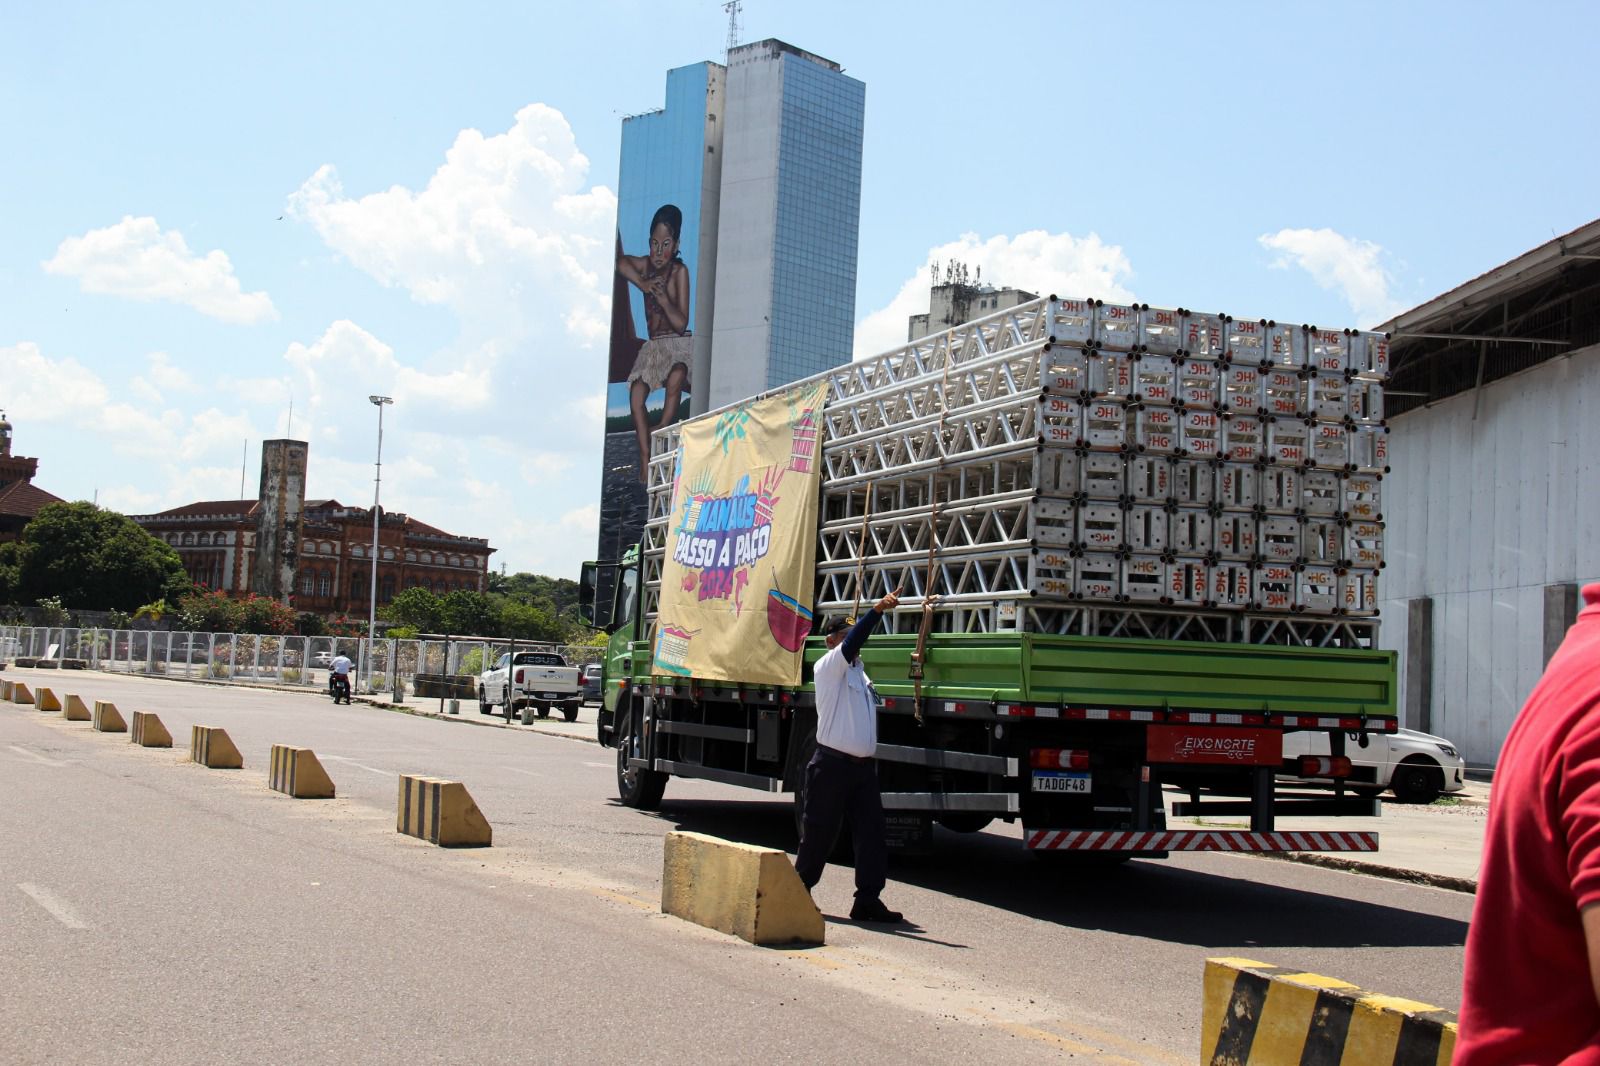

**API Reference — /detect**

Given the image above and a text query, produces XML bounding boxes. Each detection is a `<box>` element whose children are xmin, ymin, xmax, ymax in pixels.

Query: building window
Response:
<box><xmin>449</xmin><ymin>555</ymin><xmax>460</xmax><ymax>567</ymax></box>
<box><xmin>351</xmin><ymin>574</ymin><xmax>365</xmax><ymax>600</ymax></box>
<box><xmin>351</xmin><ymin>545</ymin><xmax>363</xmax><ymax>558</ymax></box>
<box><xmin>300</xmin><ymin>573</ymin><xmax>314</xmax><ymax>595</ymax></box>
<box><xmin>318</xmin><ymin>571</ymin><xmax>331</xmax><ymax>597</ymax></box>
<box><xmin>383</xmin><ymin>549</ymin><xmax>394</xmax><ymax>561</ymax></box>
<box><xmin>183</xmin><ymin>533</ymin><xmax>195</xmax><ymax>546</ymax></box>
<box><xmin>380</xmin><ymin>575</ymin><xmax>396</xmax><ymax>603</ymax></box>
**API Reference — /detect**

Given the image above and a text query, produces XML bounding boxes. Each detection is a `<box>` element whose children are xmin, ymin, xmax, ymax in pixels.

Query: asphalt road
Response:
<box><xmin>1</xmin><ymin>668</ymin><xmax>1471</xmax><ymax>1064</ymax></box>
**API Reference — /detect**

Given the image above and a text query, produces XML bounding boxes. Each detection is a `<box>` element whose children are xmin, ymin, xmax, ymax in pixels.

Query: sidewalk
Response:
<box><xmin>1168</xmin><ymin>781</ymin><xmax>1489</xmax><ymax>893</ymax></box>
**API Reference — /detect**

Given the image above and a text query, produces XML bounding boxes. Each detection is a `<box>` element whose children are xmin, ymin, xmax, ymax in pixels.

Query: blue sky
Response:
<box><xmin>3</xmin><ymin>1</ymin><xmax>1595</xmax><ymax>580</ymax></box>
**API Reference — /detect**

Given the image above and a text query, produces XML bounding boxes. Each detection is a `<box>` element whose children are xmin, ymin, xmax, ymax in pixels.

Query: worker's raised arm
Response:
<box><xmin>841</xmin><ymin>588</ymin><xmax>900</xmax><ymax>664</ymax></box>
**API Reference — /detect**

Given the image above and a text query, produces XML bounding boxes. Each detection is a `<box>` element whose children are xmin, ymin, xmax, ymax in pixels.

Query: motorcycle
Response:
<box><xmin>328</xmin><ymin>672</ymin><xmax>351</xmax><ymax>705</ymax></box>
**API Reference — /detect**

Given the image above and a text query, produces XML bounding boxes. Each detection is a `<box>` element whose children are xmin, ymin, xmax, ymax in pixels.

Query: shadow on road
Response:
<box><xmin>640</xmin><ymin>796</ymin><xmax>1469</xmax><ymax>952</ymax></box>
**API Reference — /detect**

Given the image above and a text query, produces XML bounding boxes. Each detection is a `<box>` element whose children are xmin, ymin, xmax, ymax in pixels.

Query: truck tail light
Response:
<box><xmin>1030</xmin><ymin>748</ymin><xmax>1089</xmax><ymax>770</ymax></box>
<box><xmin>515</xmin><ymin>669</ymin><xmax>525</xmax><ymax>685</ymax></box>
<box><xmin>1298</xmin><ymin>755</ymin><xmax>1352</xmax><ymax>778</ymax></box>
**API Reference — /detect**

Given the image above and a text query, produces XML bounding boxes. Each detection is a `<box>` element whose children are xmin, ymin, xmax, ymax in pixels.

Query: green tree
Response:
<box><xmin>382</xmin><ymin>587</ymin><xmax>443</xmax><ymax>632</ymax></box>
<box><xmin>439</xmin><ymin>589</ymin><xmax>495</xmax><ymax>637</ymax></box>
<box><xmin>497</xmin><ymin>598</ymin><xmax>563</xmax><ymax>641</ymax></box>
<box><xmin>295</xmin><ymin>611</ymin><xmax>328</xmax><ymax>637</ymax></box>
<box><xmin>15</xmin><ymin>502</ymin><xmax>189</xmax><ymax>611</ymax></box>
<box><xmin>0</xmin><ymin>541</ymin><xmax>21</xmax><ymax>604</ymax></box>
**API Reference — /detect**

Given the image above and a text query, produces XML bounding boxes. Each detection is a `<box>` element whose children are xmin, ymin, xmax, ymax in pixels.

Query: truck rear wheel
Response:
<box><xmin>617</xmin><ymin>710</ymin><xmax>666</xmax><ymax>810</ymax></box>
<box><xmin>563</xmin><ymin>704</ymin><xmax>579</xmax><ymax>723</ymax></box>
<box><xmin>536</xmin><ymin>704</ymin><xmax>551</xmax><ymax>719</ymax></box>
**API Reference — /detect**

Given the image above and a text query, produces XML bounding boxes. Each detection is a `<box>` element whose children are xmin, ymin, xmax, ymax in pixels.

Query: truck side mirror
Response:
<box><xmin>579</xmin><ymin>561</ymin><xmax>615</xmax><ymax>631</ymax></box>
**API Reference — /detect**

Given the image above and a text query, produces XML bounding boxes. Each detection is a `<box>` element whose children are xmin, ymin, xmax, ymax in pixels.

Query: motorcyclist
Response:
<box><xmin>329</xmin><ymin>653</ymin><xmax>354</xmax><ymax>704</ymax></box>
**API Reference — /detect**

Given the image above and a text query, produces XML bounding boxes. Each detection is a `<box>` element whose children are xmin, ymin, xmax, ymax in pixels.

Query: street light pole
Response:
<box><xmin>366</xmin><ymin>395</ymin><xmax>393</xmax><ymax>693</ymax></box>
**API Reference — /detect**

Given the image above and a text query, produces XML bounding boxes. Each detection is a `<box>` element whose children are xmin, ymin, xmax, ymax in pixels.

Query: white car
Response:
<box><xmin>1281</xmin><ymin>727</ymin><xmax>1466</xmax><ymax>804</ymax></box>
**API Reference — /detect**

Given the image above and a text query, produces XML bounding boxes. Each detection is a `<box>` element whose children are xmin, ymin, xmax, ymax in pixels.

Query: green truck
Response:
<box><xmin>581</xmin><ymin>297</ymin><xmax>1398</xmax><ymax>859</ymax></box>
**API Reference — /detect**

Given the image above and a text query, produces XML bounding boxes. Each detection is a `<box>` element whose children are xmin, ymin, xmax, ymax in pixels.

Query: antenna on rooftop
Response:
<box><xmin>723</xmin><ymin>0</ymin><xmax>742</xmax><ymax>62</ymax></box>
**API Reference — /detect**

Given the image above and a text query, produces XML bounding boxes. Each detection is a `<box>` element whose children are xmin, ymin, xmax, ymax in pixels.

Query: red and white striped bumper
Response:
<box><xmin>1024</xmin><ymin>829</ymin><xmax>1378</xmax><ymax>853</ymax></box>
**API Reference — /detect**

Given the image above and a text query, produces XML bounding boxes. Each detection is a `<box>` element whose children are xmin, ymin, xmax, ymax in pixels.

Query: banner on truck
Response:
<box><xmin>652</xmin><ymin>382</ymin><xmax>827</xmax><ymax>686</ymax></box>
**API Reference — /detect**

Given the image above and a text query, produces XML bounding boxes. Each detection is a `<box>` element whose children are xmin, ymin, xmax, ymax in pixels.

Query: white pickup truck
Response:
<box><xmin>478</xmin><ymin>650</ymin><xmax>582</xmax><ymax>723</ymax></box>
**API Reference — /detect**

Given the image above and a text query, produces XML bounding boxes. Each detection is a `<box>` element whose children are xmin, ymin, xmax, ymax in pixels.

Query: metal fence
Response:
<box><xmin>0</xmin><ymin>626</ymin><xmax>600</xmax><ymax>698</ymax></box>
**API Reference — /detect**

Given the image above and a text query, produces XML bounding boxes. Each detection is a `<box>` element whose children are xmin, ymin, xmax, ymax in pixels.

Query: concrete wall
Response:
<box><xmin>250</xmin><ymin>440</ymin><xmax>308</xmax><ymax>603</ymax></box>
<box><xmin>1379</xmin><ymin>343</ymin><xmax>1600</xmax><ymax>767</ymax></box>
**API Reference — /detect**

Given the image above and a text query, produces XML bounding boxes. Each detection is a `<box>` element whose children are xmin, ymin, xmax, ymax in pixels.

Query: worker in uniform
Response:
<box><xmin>793</xmin><ymin>587</ymin><xmax>904</xmax><ymax>924</ymax></box>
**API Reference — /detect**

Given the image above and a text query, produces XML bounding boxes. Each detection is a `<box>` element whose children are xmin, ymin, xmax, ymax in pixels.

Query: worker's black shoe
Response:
<box><xmin>849</xmin><ymin>898</ymin><xmax>904</xmax><ymax>924</ymax></box>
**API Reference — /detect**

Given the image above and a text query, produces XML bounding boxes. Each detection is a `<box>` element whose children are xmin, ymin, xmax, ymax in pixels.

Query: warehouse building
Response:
<box><xmin>1377</xmin><ymin>218</ymin><xmax>1600</xmax><ymax>768</ymax></box>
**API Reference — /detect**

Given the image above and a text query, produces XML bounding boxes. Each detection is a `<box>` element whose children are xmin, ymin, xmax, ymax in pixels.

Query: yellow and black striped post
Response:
<box><xmin>268</xmin><ymin>744</ymin><xmax>335</xmax><ymax>798</ymax></box>
<box><xmin>189</xmin><ymin>725</ymin><xmax>243</xmax><ymax>769</ymax></box>
<box><xmin>1202</xmin><ymin>957</ymin><xmax>1456</xmax><ymax>1066</ymax></box>
<box><xmin>130</xmin><ymin>711</ymin><xmax>173</xmax><ymax>747</ymax></box>
<box><xmin>92</xmin><ymin>700</ymin><xmax>127</xmax><ymax>733</ymax></box>
<box><xmin>396</xmin><ymin>774</ymin><xmax>491</xmax><ymax>847</ymax></box>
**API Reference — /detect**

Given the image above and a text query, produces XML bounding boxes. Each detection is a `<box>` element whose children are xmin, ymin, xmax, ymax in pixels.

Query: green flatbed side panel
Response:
<box><xmin>640</xmin><ymin>633</ymin><xmax>1396</xmax><ymax>719</ymax></box>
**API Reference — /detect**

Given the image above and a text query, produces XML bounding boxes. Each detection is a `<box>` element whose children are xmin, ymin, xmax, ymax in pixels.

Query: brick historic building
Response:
<box><xmin>0</xmin><ymin>413</ymin><xmax>65</xmax><ymax>544</ymax></box>
<box><xmin>130</xmin><ymin>440</ymin><xmax>492</xmax><ymax>618</ymax></box>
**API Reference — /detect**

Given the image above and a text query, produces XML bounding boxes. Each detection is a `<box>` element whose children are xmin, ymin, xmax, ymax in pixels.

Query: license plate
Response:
<box><xmin>539</xmin><ymin>692</ymin><xmax>561</xmax><ymax>700</ymax></box>
<box><xmin>1033</xmin><ymin>770</ymin><xmax>1091</xmax><ymax>794</ymax></box>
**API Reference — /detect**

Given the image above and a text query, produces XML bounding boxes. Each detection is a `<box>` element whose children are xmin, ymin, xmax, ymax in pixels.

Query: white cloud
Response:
<box><xmin>287</xmin><ymin>103</ymin><xmax>615</xmax><ymax>347</ymax></box>
<box><xmin>43</xmin><ymin>216</ymin><xmax>278</xmax><ymax>325</ymax></box>
<box><xmin>1259</xmin><ymin>227</ymin><xmax>1405</xmax><ymax>329</ymax></box>
<box><xmin>854</xmin><ymin>230</ymin><xmax>1136</xmax><ymax>358</ymax></box>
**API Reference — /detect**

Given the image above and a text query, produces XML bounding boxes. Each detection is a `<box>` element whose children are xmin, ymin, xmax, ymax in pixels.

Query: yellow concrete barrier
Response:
<box><xmin>130</xmin><ymin>711</ymin><xmax>173</xmax><ymax>748</ymax></box>
<box><xmin>660</xmin><ymin>831</ymin><xmax>825</xmax><ymax>947</ymax></box>
<box><xmin>268</xmin><ymin>744</ymin><xmax>335</xmax><ymax>798</ymax></box>
<box><xmin>1</xmin><ymin>679</ymin><xmax>12</xmax><ymax>700</ymax></box>
<box><xmin>12</xmin><ymin>682</ymin><xmax>34</xmax><ymax>705</ymax></box>
<box><xmin>34</xmin><ymin>687</ymin><xmax>62</xmax><ymax>712</ymax></box>
<box><xmin>396</xmin><ymin>774</ymin><xmax>491</xmax><ymax>847</ymax></box>
<box><xmin>91</xmin><ymin>700</ymin><xmax>127</xmax><ymax>733</ymax></box>
<box><xmin>1201</xmin><ymin>957</ymin><xmax>1456</xmax><ymax>1066</ymax></box>
<box><xmin>62</xmin><ymin>694</ymin><xmax>91</xmax><ymax>721</ymax></box>
<box><xmin>190</xmin><ymin>725</ymin><xmax>243</xmax><ymax>768</ymax></box>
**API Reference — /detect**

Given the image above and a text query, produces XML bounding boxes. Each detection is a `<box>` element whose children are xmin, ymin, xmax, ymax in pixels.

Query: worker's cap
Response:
<box><xmin>821</xmin><ymin>615</ymin><xmax>853</xmax><ymax>637</ymax></box>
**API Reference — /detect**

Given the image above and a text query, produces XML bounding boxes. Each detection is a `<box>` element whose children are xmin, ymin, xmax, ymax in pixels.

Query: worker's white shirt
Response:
<box><xmin>813</xmin><ymin>644</ymin><xmax>877</xmax><ymax>758</ymax></box>
<box><xmin>330</xmin><ymin>656</ymin><xmax>353</xmax><ymax>675</ymax></box>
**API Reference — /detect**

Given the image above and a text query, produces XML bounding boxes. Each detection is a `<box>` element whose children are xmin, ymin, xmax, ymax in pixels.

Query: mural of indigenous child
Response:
<box><xmin>616</xmin><ymin>203</ymin><xmax>692</xmax><ymax>483</ymax></box>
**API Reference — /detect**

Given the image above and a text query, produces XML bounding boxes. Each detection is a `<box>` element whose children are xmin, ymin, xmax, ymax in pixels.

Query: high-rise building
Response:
<box><xmin>706</xmin><ymin>40</ymin><xmax>866</xmax><ymax>409</ymax></box>
<box><xmin>595</xmin><ymin>39</ymin><xmax>865</xmax><ymax>573</ymax></box>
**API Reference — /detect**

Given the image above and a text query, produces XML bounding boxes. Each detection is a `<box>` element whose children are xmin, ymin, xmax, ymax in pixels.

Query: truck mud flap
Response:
<box><xmin>1024</xmin><ymin>829</ymin><xmax>1378</xmax><ymax>853</ymax></box>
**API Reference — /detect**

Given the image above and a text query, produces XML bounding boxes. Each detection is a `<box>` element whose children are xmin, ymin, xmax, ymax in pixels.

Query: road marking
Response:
<box><xmin>581</xmin><ymin>762</ymin><xmax>610</xmax><ymax>770</ymax></box>
<box><xmin>6</xmin><ymin>746</ymin><xmax>69</xmax><ymax>767</ymax></box>
<box><xmin>505</xmin><ymin>767</ymin><xmax>540</xmax><ymax>778</ymax></box>
<box><xmin>17</xmin><ymin>884</ymin><xmax>89</xmax><ymax>929</ymax></box>
<box><xmin>321</xmin><ymin>755</ymin><xmax>391</xmax><ymax>776</ymax></box>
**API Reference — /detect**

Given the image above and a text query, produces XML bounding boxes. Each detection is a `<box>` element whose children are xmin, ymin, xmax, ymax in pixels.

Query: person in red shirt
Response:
<box><xmin>1458</xmin><ymin>584</ymin><xmax>1600</xmax><ymax>1063</ymax></box>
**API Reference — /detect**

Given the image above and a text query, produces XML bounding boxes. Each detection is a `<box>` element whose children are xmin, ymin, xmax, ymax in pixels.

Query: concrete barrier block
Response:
<box><xmin>190</xmin><ymin>725</ymin><xmax>243</xmax><ymax>768</ymax></box>
<box><xmin>1201</xmin><ymin>957</ymin><xmax>1456</xmax><ymax>1066</ymax></box>
<box><xmin>12</xmin><ymin>682</ymin><xmax>34</xmax><ymax>705</ymax></box>
<box><xmin>34</xmin><ymin>687</ymin><xmax>62</xmax><ymax>713</ymax></box>
<box><xmin>62</xmin><ymin>694</ymin><xmax>91</xmax><ymax>721</ymax></box>
<box><xmin>91</xmin><ymin>700</ymin><xmax>127</xmax><ymax>733</ymax></box>
<box><xmin>1</xmin><ymin>679</ymin><xmax>12</xmax><ymax>700</ymax></box>
<box><xmin>660</xmin><ymin>831</ymin><xmax>825</xmax><ymax>947</ymax></box>
<box><xmin>396</xmin><ymin>774</ymin><xmax>491</xmax><ymax>847</ymax></box>
<box><xmin>130</xmin><ymin>711</ymin><xmax>173</xmax><ymax>747</ymax></box>
<box><xmin>269</xmin><ymin>744</ymin><xmax>335</xmax><ymax>798</ymax></box>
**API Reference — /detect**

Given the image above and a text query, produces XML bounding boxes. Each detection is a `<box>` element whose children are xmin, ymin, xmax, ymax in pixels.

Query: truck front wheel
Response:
<box><xmin>617</xmin><ymin>711</ymin><xmax>667</xmax><ymax>810</ymax></box>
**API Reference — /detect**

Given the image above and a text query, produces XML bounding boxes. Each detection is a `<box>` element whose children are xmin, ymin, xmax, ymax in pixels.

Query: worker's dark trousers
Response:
<box><xmin>794</xmin><ymin>746</ymin><xmax>887</xmax><ymax>903</ymax></box>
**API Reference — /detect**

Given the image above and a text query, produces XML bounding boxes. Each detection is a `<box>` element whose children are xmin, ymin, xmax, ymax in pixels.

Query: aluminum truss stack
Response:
<box><xmin>643</xmin><ymin>296</ymin><xmax>1390</xmax><ymax>648</ymax></box>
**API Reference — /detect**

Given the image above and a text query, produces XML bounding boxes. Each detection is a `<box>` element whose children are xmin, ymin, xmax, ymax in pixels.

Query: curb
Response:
<box><xmin>1260</xmin><ymin>850</ymin><xmax>1477</xmax><ymax>894</ymax></box>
